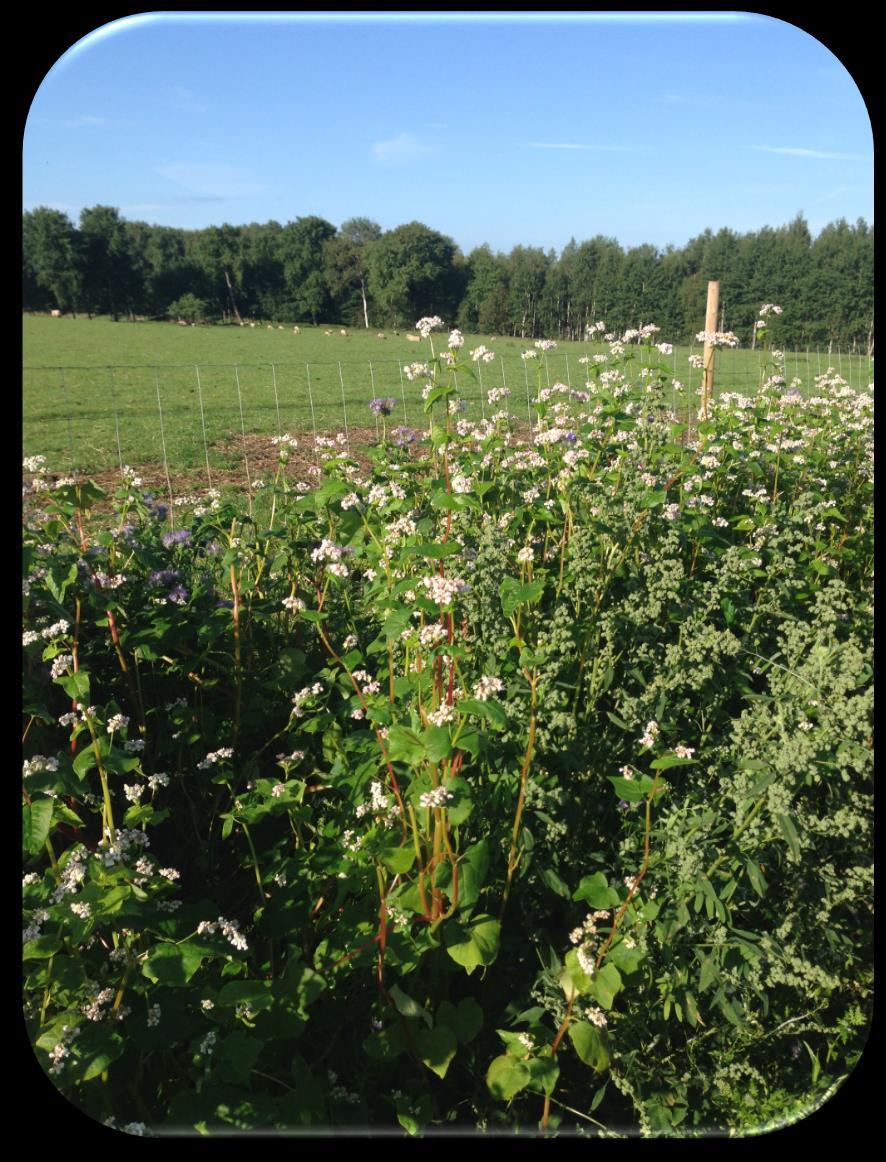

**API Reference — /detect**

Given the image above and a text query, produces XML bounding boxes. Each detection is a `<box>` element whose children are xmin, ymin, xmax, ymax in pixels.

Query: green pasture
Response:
<box><xmin>23</xmin><ymin>314</ymin><xmax>873</xmax><ymax>475</ymax></box>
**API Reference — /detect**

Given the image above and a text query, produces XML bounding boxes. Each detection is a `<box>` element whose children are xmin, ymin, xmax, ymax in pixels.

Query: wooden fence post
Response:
<box><xmin>702</xmin><ymin>280</ymin><xmax>720</xmax><ymax>420</ymax></box>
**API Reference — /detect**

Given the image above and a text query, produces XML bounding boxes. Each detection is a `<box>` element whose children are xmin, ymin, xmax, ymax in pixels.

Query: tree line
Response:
<box><xmin>22</xmin><ymin>206</ymin><xmax>874</xmax><ymax>350</ymax></box>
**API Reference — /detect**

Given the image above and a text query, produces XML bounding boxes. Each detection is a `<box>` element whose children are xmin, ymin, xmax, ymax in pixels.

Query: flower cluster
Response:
<box><xmin>369</xmin><ymin>397</ymin><xmax>397</xmax><ymax>417</ymax></box>
<box><xmin>427</xmin><ymin>703</ymin><xmax>457</xmax><ymax>727</ymax></box>
<box><xmin>421</xmin><ymin>575</ymin><xmax>469</xmax><ymax>606</ymax></box>
<box><xmin>196</xmin><ymin>917</ymin><xmax>248</xmax><ymax>951</ymax></box>
<box><xmin>23</xmin><ymin>755</ymin><xmax>60</xmax><ymax>778</ymax></box>
<box><xmin>695</xmin><ymin>330</ymin><xmax>740</xmax><ymax>348</ymax></box>
<box><xmin>639</xmin><ymin>720</ymin><xmax>659</xmax><ymax>748</ymax></box>
<box><xmin>292</xmin><ymin>682</ymin><xmax>324</xmax><ymax>717</ymax></box>
<box><xmin>416</xmin><ymin>316</ymin><xmax>444</xmax><ymax>339</ymax></box>
<box><xmin>470</xmin><ymin>345</ymin><xmax>496</xmax><ymax>363</ymax></box>
<box><xmin>404</xmin><ymin>362</ymin><xmax>430</xmax><ymax>381</ymax></box>
<box><xmin>197</xmin><ymin>747</ymin><xmax>234</xmax><ymax>769</ymax></box>
<box><xmin>472</xmin><ymin>676</ymin><xmax>505</xmax><ymax>701</ymax></box>
<box><xmin>419</xmin><ymin>786</ymin><xmax>454</xmax><ymax>809</ymax></box>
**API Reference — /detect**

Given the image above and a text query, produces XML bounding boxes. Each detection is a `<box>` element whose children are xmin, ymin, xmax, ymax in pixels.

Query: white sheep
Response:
<box><xmin>293</xmin><ymin>326</ymin><xmax>300</xmax><ymax>335</ymax></box>
<box><xmin>407</xmin><ymin>334</ymin><xmax>421</xmax><ymax>342</ymax></box>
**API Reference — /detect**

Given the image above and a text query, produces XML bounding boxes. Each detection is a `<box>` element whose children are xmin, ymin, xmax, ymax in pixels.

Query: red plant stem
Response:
<box><xmin>595</xmin><ymin>774</ymin><xmax>660</xmax><ymax>971</ymax></box>
<box><xmin>330</xmin><ymin>932</ymin><xmax>382</xmax><ymax>969</ymax></box>
<box><xmin>377</xmin><ymin>896</ymin><xmax>388</xmax><ymax>989</ymax></box>
<box><xmin>106</xmin><ymin>607</ymin><xmax>146</xmax><ymax>733</ymax></box>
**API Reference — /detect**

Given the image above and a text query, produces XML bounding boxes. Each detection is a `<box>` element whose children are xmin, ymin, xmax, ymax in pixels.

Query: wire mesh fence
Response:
<box><xmin>23</xmin><ymin>346</ymin><xmax>873</xmax><ymax>479</ymax></box>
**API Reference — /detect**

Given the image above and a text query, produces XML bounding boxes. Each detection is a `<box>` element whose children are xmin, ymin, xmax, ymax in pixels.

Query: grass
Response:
<box><xmin>23</xmin><ymin>314</ymin><xmax>873</xmax><ymax>474</ymax></box>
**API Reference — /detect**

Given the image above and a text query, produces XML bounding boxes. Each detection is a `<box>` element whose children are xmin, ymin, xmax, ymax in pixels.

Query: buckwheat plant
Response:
<box><xmin>23</xmin><ymin>312</ymin><xmax>872</xmax><ymax>1137</ymax></box>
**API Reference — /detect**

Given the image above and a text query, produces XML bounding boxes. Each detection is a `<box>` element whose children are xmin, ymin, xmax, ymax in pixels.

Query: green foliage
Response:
<box><xmin>22</xmin><ymin>324</ymin><xmax>872</xmax><ymax>1137</ymax></box>
<box><xmin>167</xmin><ymin>293</ymin><xmax>210</xmax><ymax>324</ymax></box>
<box><xmin>23</xmin><ymin>206</ymin><xmax>874</xmax><ymax>348</ymax></box>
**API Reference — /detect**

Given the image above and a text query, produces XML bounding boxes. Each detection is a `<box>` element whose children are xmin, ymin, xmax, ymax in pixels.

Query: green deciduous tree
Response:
<box><xmin>324</xmin><ymin>217</ymin><xmax>382</xmax><ymax>328</ymax></box>
<box><xmin>23</xmin><ymin>207</ymin><xmax>84</xmax><ymax>314</ymax></box>
<box><xmin>78</xmin><ymin>205</ymin><xmax>143</xmax><ymax>321</ymax></box>
<box><xmin>279</xmin><ymin>216</ymin><xmax>337</xmax><ymax>325</ymax></box>
<box><xmin>367</xmin><ymin>222</ymin><xmax>460</xmax><ymax>329</ymax></box>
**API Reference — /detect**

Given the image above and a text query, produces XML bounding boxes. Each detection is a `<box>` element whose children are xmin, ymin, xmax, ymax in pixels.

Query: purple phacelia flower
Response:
<box><xmin>148</xmin><ymin>569</ymin><xmax>182</xmax><ymax>587</ymax></box>
<box><xmin>162</xmin><ymin>530</ymin><xmax>191</xmax><ymax>548</ymax></box>
<box><xmin>392</xmin><ymin>426</ymin><xmax>417</xmax><ymax>446</ymax></box>
<box><xmin>369</xmin><ymin>397</ymin><xmax>397</xmax><ymax>417</ymax></box>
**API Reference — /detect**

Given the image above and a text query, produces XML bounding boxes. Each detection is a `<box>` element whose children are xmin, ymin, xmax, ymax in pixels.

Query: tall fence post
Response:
<box><xmin>701</xmin><ymin>280</ymin><xmax>720</xmax><ymax>420</ymax></box>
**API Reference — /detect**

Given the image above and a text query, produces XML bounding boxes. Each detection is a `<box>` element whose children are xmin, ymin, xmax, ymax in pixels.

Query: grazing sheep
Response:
<box><xmin>278</xmin><ymin>325</ymin><xmax>283</xmax><ymax>330</ymax></box>
<box><xmin>50</xmin><ymin>309</ymin><xmax>61</xmax><ymax>318</ymax></box>
<box><xmin>407</xmin><ymin>334</ymin><xmax>421</xmax><ymax>342</ymax></box>
<box><xmin>324</xmin><ymin>329</ymin><xmax>333</xmax><ymax>336</ymax></box>
<box><xmin>340</xmin><ymin>328</ymin><xmax>348</xmax><ymax>337</ymax></box>
<box><xmin>249</xmin><ymin>322</ymin><xmax>256</xmax><ymax>328</ymax></box>
<box><xmin>377</xmin><ymin>332</ymin><xmax>386</xmax><ymax>339</ymax></box>
<box><xmin>293</xmin><ymin>326</ymin><xmax>300</xmax><ymax>335</ymax></box>
<box><xmin>267</xmin><ymin>324</ymin><xmax>273</xmax><ymax>330</ymax></box>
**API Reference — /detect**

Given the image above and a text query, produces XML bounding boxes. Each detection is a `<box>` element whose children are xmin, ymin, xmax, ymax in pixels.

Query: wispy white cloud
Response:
<box><xmin>811</xmin><ymin>184</ymin><xmax>868</xmax><ymax>204</ymax></box>
<box><xmin>154</xmin><ymin>163</ymin><xmax>267</xmax><ymax>198</ymax></box>
<box><xmin>169</xmin><ymin>87</ymin><xmax>209</xmax><ymax>114</ymax></box>
<box><xmin>521</xmin><ymin>142</ymin><xmax>632</xmax><ymax>152</ymax></box>
<box><xmin>370</xmin><ymin>133</ymin><xmax>437</xmax><ymax>162</ymax></box>
<box><xmin>749</xmin><ymin>145</ymin><xmax>870</xmax><ymax>161</ymax></box>
<box><xmin>54</xmin><ymin>114</ymin><xmax>113</xmax><ymax>129</ymax></box>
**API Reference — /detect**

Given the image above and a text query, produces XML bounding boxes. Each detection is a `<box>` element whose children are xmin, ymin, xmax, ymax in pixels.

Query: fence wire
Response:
<box><xmin>23</xmin><ymin>349</ymin><xmax>874</xmax><ymax>479</ymax></box>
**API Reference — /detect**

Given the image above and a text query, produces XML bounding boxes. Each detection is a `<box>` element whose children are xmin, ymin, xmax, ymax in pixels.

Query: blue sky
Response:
<box><xmin>24</xmin><ymin>12</ymin><xmax>873</xmax><ymax>255</ymax></box>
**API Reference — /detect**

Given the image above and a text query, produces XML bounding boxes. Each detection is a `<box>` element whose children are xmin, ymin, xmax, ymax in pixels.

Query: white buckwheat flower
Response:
<box><xmin>472</xmin><ymin>676</ymin><xmax>504</xmax><ymax>701</ymax></box>
<box><xmin>639</xmin><ymin>721</ymin><xmax>659</xmax><ymax>748</ymax></box>
<box><xmin>427</xmin><ymin>704</ymin><xmax>456</xmax><ymax>727</ymax></box>
<box><xmin>50</xmin><ymin>655</ymin><xmax>74</xmax><ymax>679</ymax></box>
<box><xmin>419</xmin><ymin>786</ymin><xmax>454</xmax><ymax>809</ymax></box>
<box><xmin>421</xmin><ymin>575</ymin><xmax>469</xmax><ymax>606</ymax></box>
